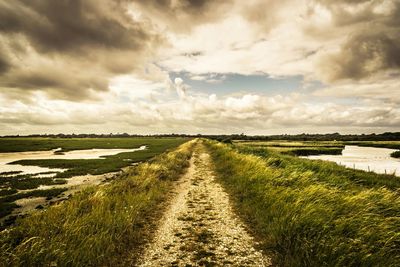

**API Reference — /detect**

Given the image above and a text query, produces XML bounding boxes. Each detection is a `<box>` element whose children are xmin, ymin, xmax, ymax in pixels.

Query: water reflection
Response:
<box><xmin>302</xmin><ymin>145</ymin><xmax>400</xmax><ymax>176</ymax></box>
<box><xmin>0</xmin><ymin>146</ymin><xmax>146</xmax><ymax>175</ymax></box>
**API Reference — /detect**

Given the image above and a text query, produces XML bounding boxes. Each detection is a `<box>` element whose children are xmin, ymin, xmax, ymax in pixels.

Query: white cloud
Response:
<box><xmin>2</xmin><ymin>77</ymin><xmax>398</xmax><ymax>135</ymax></box>
<box><xmin>0</xmin><ymin>0</ymin><xmax>399</xmax><ymax>134</ymax></box>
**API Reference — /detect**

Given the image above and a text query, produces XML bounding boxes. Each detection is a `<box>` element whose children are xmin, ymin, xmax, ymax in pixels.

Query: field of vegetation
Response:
<box><xmin>347</xmin><ymin>141</ymin><xmax>400</xmax><ymax>150</ymax></box>
<box><xmin>235</xmin><ymin>140</ymin><xmax>400</xmax><ymax>159</ymax></box>
<box><xmin>0</xmin><ymin>140</ymin><xmax>194</xmax><ymax>266</ymax></box>
<box><xmin>346</xmin><ymin>141</ymin><xmax>400</xmax><ymax>159</ymax></box>
<box><xmin>234</xmin><ymin>140</ymin><xmax>345</xmax><ymax>156</ymax></box>
<box><xmin>1</xmin><ymin>137</ymin><xmax>399</xmax><ymax>266</ymax></box>
<box><xmin>0</xmin><ymin>137</ymin><xmax>188</xmax><ymax>224</ymax></box>
<box><xmin>206</xmin><ymin>140</ymin><xmax>400</xmax><ymax>266</ymax></box>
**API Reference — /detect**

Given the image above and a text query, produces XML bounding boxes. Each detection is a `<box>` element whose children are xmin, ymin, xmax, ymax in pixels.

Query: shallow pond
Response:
<box><xmin>0</xmin><ymin>146</ymin><xmax>146</xmax><ymax>175</ymax></box>
<box><xmin>303</xmin><ymin>145</ymin><xmax>400</xmax><ymax>176</ymax></box>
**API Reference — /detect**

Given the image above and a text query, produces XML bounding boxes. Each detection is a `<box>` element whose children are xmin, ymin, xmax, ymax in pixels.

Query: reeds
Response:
<box><xmin>206</xmin><ymin>141</ymin><xmax>400</xmax><ymax>267</ymax></box>
<box><xmin>0</xmin><ymin>140</ymin><xmax>194</xmax><ymax>266</ymax></box>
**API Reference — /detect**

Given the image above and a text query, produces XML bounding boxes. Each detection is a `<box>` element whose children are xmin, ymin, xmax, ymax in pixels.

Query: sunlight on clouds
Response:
<box><xmin>0</xmin><ymin>0</ymin><xmax>399</xmax><ymax>134</ymax></box>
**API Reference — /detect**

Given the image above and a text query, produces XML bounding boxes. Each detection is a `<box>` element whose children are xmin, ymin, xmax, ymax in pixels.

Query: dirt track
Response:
<box><xmin>138</xmin><ymin>144</ymin><xmax>271</xmax><ymax>266</ymax></box>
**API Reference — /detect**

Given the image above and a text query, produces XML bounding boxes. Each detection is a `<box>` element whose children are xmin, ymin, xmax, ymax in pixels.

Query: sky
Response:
<box><xmin>0</xmin><ymin>0</ymin><xmax>399</xmax><ymax>135</ymax></box>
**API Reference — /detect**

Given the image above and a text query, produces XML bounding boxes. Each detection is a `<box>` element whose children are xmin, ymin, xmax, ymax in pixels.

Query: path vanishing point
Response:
<box><xmin>137</xmin><ymin>144</ymin><xmax>271</xmax><ymax>266</ymax></box>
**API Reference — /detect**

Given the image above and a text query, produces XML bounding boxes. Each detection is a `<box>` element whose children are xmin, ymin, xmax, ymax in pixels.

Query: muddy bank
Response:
<box><xmin>1</xmin><ymin>171</ymin><xmax>119</xmax><ymax>228</ymax></box>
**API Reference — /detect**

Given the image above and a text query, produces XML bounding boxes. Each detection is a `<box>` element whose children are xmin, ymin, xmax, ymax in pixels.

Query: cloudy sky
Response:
<box><xmin>0</xmin><ymin>0</ymin><xmax>399</xmax><ymax>135</ymax></box>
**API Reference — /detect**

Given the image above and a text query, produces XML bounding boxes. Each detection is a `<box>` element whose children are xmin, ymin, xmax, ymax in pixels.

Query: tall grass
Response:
<box><xmin>235</xmin><ymin>141</ymin><xmax>344</xmax><ymax>156</ymax></box>
<box><xmin>206</xmin><ymin>141</ymin><xmax>400</xmax><ymax>267</ymax></box>
<box><xmin>0</xmin><ymin>140</ymin><xmax>194</xmax><ymax>266</ymax></box>
<box><xmin>281</xmin><ymin>147</ymin><xmax>343</xmax><ymax>156</ymax></box>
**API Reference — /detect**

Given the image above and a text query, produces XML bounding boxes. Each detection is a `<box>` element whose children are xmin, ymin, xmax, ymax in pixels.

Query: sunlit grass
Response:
<box><xmin>234</xmin><ymin>140</ymin><xmax>345</xmax><ymax>156</ymax></box>
<box><xmin>348</xmin><ymin>141</ymin><xmax>400</xmax><ymax>150</ymax></box>
<box><xmin>206</xmin><ymin>141</ymin><xmax>400</xmax><ymax>266</ymax></box>
<box><xmin>0</xmin><ymin>138</ymin><xmax>188</xmax><ymax>220</ymax></box>
<box><xmin>0</xmin><ymin>140</ymin><xmax>194</xmax><ymax>266</ymax></box>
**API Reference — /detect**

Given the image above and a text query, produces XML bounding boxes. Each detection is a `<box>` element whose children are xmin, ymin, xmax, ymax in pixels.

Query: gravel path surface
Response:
<box><xmin>138</xmin><ymin>145</ymin><xmax>271</xmax><ymax>266</ymax></box>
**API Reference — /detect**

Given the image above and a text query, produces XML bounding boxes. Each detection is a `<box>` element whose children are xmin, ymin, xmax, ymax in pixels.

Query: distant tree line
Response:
<box><xmin>2</xmin><ymin>132</ymin><xmax>400</xmax><ymax>141</ymax></box>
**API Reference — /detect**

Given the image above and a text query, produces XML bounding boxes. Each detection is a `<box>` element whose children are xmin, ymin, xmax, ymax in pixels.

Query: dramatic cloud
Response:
<box><xmin>0</xmin><ymin>0</ymin><xmax>399</xmax><ymax>134</ymax></box>
<box><xmin>129</xmin><ymin>0</ymin><xmax>233</xmax><ymax>32</ymax></box>
<box><xmin>319</xmin><ymin>32</ymin><xmax>400</xmax><ymax>81</ymax></box>
<box><xmin>312</xmin><ymin>0</ymin><xmax>400</xmax><ymax>81</ymax></box>
<box><xmin>0</xmin><ymin>0</ymin><xmax>162</xmax><ymax>100</ymax></box>
<box><xmin>1</xmin><ymin>78</ymin><xmax>398</xmax><ymax>135</ymax></box>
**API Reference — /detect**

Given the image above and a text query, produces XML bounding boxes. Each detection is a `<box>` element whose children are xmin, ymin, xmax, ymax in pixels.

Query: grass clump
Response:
<box><xmin>0</xmin><ymin>188</ymin><xmax>68</xmax><ymax>220</ymax></box>
<box><xmin>391</xmin><ymin>150</ymin><xmax>400</xmax><ymax>158</ymax></box>
<box><xmin>0</xmin><ymin>140</ymin><xmax>194</xmax><ymax>266</ymax></box>
<box><xmin>0</xmin><ymin>175</ymin><xmax>66</xmax><ymax>190</ymax></box>
<box><xmin>348</xmin><ymin>141</ymin><xmax>400</xmax><ymax>150</ymax></box>
<box><xmin>235</xmin><ymin>140</ymin><xmax>344</xmax><ymax>156</ymax></box>
<box><xmin>0</xmin><ymin>202</ymin><xmax>20</xmax><ymax>218</ymax></box>
<box><xmin>281</xmin><ymin>147</ymin><xmax>343</xmax><ymax>156</ymax></box>
<box><xmin>205</xmin><ymin>141</ymin><xmax>400</xmax><ymax>267</ymax></box>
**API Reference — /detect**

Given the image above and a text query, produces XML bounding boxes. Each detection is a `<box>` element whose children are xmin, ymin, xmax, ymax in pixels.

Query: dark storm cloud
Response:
<box><xmin>137</xmin><ymin>0</ymin><xmax>212</xmax><ymax>12</ymax></box>
<box><xmin>1</xmin><ymin>66</ymin><xmax>109</xmax><ymax>100</ymax></box>
<box><xmin>322</xmin><ymin>31</ymin><xmax>400</xmax><ymax>81</ymax></box>
<box><xmin>0</xmin><ymin>52</ymin><xmax>10</xmax><ymax>74</ymax></box>
<box><xmin>313</xmin><ymin>0</ymin><xmax>400</xmax><ymax>81</ymax></box>
<box><xmin>0</xmin><ymin>0</ymin><xmax>149</xmax><ymax>53</ymax></box>
<box><xmin>0</xmin><ymin>0</ymin><xmax>160</xmax><ymax>100</ymax></box>
<box><xmin>131</xmin><ymin>0</ymin><xmax>232</xmax><ymax>32</ymax></box>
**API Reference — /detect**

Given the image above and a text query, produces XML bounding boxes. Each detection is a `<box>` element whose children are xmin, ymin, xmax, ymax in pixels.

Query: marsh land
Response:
<box><xmin>0</xmin><ymin>137</ymin><xmax>399</xmax><ymax>266</ymax></box>
<box><xmin>0</xmin><ymin>137</ymin><xmax>187</xmax><ymax>226</ymax></box>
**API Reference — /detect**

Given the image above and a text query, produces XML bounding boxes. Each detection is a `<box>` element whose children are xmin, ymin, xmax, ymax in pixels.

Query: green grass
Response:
<box><xmin>235</xmin><ymin>140</ymin><xmax>344</xmax><ymax>148</ymax></box>
<box><xmin>0</xmin><ymin>137</ymin><xmax>188</xmax><ymax>152</ymax></box>
<box><xmin>0</xmin><ymin>171</ymin><xmax>23</xmax><ymax>176</ymax></box>
<box><xmin>391</xmin><ymin>150</ymin><xmax>400</xmax><ymax>158</ymax></box>
<box><xmin>0</xmin><ymin>188</ymin><xmax>68</xmax><ymax>204</ymax></box>
<box><xmin>0</xmin><ymin>138</ymin><xmax>188</xmax><ymax>220</ymax></box>
<box><xmin>0</xmin><ymin>175</ymin><xmax>66</xmax><ymax>190</ymax></box>
<box><xmin>0</xmin><ymin>188</ymin><xmax>67</xmax><ymax>219</ymax></box>
<box><xmin>235</xmin><ymin>141</ymin><xmax>345</xmax><ymax>156</ymax></box>
<box><xmin>347</xmin><ymin>141</ymin><xmax>400</xmax><ymax>150</ymax></box>
<box><xmin>237</xmin><ymin>146</ymin><xmax>400</xmax><ymax>189</ymax></box>
<box><xmin>280</xmin><ymin>147</ymin><xmax>343</xmax><ymax>156</ymax></box>
<box><xmin>8</xmin><ymin>138</ymin><xmax>188</xmax><ymax>178</ymax></box>
<box><xmin>0</xmin><ymin>189</ymin><xmax>17</xmax><ymax>197</ymax></box>
<box><xmin>0</xmin><ymin>173</ymin><xmax>67</xmax><ymax>220</ymax></box>
<box><xmin>0</xmin><ymin>140</ymin><xmax>194</xmax><ymax>266</ymax></box>
<box><xmin>342</xmin><ymin>141</ymin><xmax>400</xmax><ymax>159</ymax></box>
<box><xmin>0</xmin><ymin>202</ymin><xmax>20</xmax><ymax>218</ymax></box>
<box><xmin>206</xmin><ymin>141</ymin><xmax>400</xmax><ymax>266</ymax></box>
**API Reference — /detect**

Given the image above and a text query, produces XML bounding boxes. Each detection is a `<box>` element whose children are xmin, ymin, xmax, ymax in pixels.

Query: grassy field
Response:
<box><xmin>10</xmin><ymin>138</ymin><xmax>188</xmax><ymax>178</ymax></box>
<box><xmin>0</xmin><ymin>137</ymin><xmax>189</xmax><ymax>221</ymax></box>
<box><xmin>206</xmin><ymin>140</ymin><xmax>400</xmax><ymax>266</ymax></box>
<box><xmin>235</xmin><ymin>140</ymin><xmax>345</xmax><ymax>156</ymax></box>
<box><xmin>345</xmin><ymin>141</ymin><xmax>400</xmax><ymax>159</ymax></box>
<box><xmin>347</xmin><ymin>141</ymin><xmax>400</xmax><ymax>150</ymax></box>
<box><xmin>0</xmin><ymin>140</ymin><xmax>194</xmax><ymax>266</ymax></box>
<box><xmin>0</xmin><ymin>137</ymin><xmax>188</xmax><ymax>152</ymax></box>
<box><xmin>235</xmin><ymin>140</ymin><xmax>400</xmax><ymax>158</ymax></box>
<box><xmin>1</xmin><ymin>137</ymin><xmax>189</xmax><ymax>178</ymax></box>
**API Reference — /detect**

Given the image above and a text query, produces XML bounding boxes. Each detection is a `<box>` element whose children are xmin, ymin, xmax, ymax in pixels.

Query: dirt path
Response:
<box><xmin>138</xmin><ymin>145</ymin><xmax>271</xmax><ymax>266</ymax></box>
